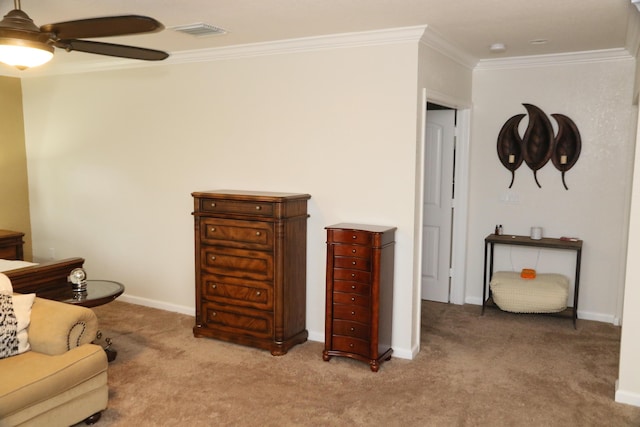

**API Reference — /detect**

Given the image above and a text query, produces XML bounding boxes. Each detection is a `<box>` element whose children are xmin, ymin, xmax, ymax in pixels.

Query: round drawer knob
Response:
<box><xmin>352</xmin><ymin>261</ymin><xmax>356</xmax><ymax>265</ymax></box>
<box><xmin>256</xmin><ymin>291</ymin><xmax>261</xmax><ymax>296</ymax></box>
<box><xmin>212</xmin><ymin>284</ymin><xmax>217</xmax><ymax>289</ymax></box>
<box><xmin>349</xmin><ymin>343</ymin><xmax>354</xmax><ymax>348</ymax></box>
<box><xmin>256</xmin><ymin>231</ymin><xmax>261</xmax><ymax>236</ymax></box>
<box><xmin>211</xmin><ymin>256</ymin><xmax>216</xmax><ymax>261</ymax></box>
<box><xmin>350</xmin><ymin>327</ymin><xmax>355</xmax><ymax>331</ymax></box>
<box><xmin>352</xmin><ymin>235</ymin><xmax>357</xmax><ymax>239</ymax></box>
<box><xmin>212</xmin><ymin>312</ymin><xmax>217</xmax><ymax>316</ymax></box>
<box><xmin>255</xmin><ymin>206</ymin><xmax>262</xmax><ymax>210</ymax></box>
<box><xmin>352</xmin><ymin>249</ymin><xmax>356</xmax><ymax>253</ymax></box>
<box><xmin>351</xmin><ymin>311</ymin><xmax>356</xmax><ymax>315</ymax></box>
<box><xmin>351</xmin><ymin>273</ymin><xmax>355</xmax><ymax>277</ymax></box>
<box><xmin>211</xmin><ymin>202</ymin><xmax>216</xmax><ymax>207</ymax></box>
<box><xmin>351</xmin><ymin>285</ymin><xmax>356</xmax><ymax>289</ymax></box>
<box><xmin>211</xmin><ymin>227</ymin><xmax>216</xmax><ymax>232</ymax></box>
<box><xmin>351</xmin><ymin>297</ymin><xmax>355</xmax><ymax>301</ymax></box>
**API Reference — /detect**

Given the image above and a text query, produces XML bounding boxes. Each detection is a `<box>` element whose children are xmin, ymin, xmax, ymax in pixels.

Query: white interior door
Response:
<box><xmin>421</xmin><ymin>109</ymin><xmax>456</xmax><ymax>302</ymax></box>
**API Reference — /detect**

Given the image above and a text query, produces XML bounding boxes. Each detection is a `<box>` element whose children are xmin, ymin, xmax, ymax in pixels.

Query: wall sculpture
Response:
<box><xmin>497</xmin><ymin>103</ymin><xmax>581</xmax><ymax>190</ymax></box>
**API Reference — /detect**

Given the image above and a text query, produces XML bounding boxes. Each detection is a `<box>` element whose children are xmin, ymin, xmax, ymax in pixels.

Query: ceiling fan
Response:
<box><xmin>0</xmin><ymin>0</ymin><xmax>169</xmax><ymax>70</ymax></box>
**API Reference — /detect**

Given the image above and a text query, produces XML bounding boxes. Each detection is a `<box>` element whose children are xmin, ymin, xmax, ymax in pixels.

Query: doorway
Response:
<box><xmin>421</xmin><ymin>103</ymin><xmax>456</xmax><ymax>303</ymax></box>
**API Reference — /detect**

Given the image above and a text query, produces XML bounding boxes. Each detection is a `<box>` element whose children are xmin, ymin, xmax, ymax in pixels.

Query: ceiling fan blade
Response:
<box><xmin>41</xmin><ymin>15</ymin><xmax>164</xmax><ymax>40</ymax></box>
<box><xmin>55</xmin><ymin>39</ymin><xmax>168</xmax><ymax>61</ymax></box>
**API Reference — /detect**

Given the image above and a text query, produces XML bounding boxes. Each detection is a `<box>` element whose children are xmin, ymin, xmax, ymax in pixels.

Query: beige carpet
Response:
<box><xmin>86</xmin><ymin>300</ymin><xmax>640</xmax><ymax>426</ymax></box>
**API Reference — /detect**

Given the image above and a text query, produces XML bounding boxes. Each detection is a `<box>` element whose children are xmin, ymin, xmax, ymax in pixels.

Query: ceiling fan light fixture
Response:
<box><xmin>0</xmin><ymin>37</ymin><xmax>53</xmax><ymax>69</ymax></box>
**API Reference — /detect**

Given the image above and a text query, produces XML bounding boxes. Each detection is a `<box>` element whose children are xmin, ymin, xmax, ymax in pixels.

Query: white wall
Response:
<box><xmin>617</xmin><ymin>107</ymin><xmax>640</xmax><ymax>406</ymax></box>
<box><xmin>469</xmin><ymin>56</ymin><xmax>637</xmax><ymax>323</ymax></box>
<box><xmin>22</xmin><ymin>37</ymin><xmax>423</xmax><ymax>356</ymax></box>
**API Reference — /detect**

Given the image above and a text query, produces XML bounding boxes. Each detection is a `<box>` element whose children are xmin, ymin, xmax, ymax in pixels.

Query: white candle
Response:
<box><xmin>560</xmin><ymin>155</ymin><xmax>567</xmax><ymax>165</ymax></box>
<box><xmin>508</xmin><ymin>154</ymin><xmax>515</xmax><ymax>164</ymax></box>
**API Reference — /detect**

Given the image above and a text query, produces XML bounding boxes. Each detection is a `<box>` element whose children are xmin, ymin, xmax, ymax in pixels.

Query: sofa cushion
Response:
<box><xmin>1</xmin><ymin>273</ymin><xmax>36</xmax><ymax>359</ymax></box>
<box><xmin>0</xmin><ymin>293</ymin><xmax>36</xmax><ymax>359</ymax></box>
<box><xmin>0</xmin><ymin>343</ymin><xmax>108</xmax><ymax>419</ymax></box>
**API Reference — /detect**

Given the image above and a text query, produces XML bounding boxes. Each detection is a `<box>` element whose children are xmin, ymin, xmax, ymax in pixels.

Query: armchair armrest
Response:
<box><xmin>27</xmin><ymin>297</ymin><xmax>99</xmax><ymax>355</ymax></box>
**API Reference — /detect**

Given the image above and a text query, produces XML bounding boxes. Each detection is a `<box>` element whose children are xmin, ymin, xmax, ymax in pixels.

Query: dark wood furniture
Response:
<box><xmin>323</xmin><ymin>223</ymin><xmax>396</xmax><ymax>372</ymax></box>
<box><xmin>192</xmin><ymin>190</ymin><xmax>311</xmax><ymax>356</ymax></box>
<box><xmin>0</xmin><ymin>229</ymin><xmax>25</xmax><ymax>260</ymax></box>
<box><xmin>482</xmin><ymin>233</ymin><xmax>583</xmax><ymax>328</ymax></box>
<box><xmin>4</xmin><ymin>257</ymin><xmax>86</xmax><ymax>297</ymax></box>
<box><xmin>50</xmin><ymin>280</ymin><xmax>125</xmax><ymax>308</ymax></box>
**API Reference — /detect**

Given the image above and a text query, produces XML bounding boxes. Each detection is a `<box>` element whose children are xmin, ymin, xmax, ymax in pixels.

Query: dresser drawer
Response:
<box><xmin>201</xmin><ymin>218</ymin><xmax>273</xmax><ymax>250</ymax></box>
<box><xmin>333</xmin><ymin>269</ymin><xmax>371</xmax><ymax>284</ymax></box>
<box><xmin>200</xmin><ymin>199</ymin><xmax>275</xmax><ymax>217</ymax></box>
<box><xmin>333</xmin><ymin>256</ymin><xmax>371</xmax><ymax>271</ymax></box>
<box><xmin>333</xmin><ymin>244</ymin><xmax>371</xmax><ymax>258</ymax></box>
<box><xmin>333</xmin><ymin>281</ymin><xmax>370</xmax><ymax>295</ymax></box>
<box><xmin>332</xmin><ymin>335</ymin><xmax>370</xmax><ymax>357</ymax></box>
<box><xmin>333</xmin><ymin>304</ymin><xmax>370</xmax><ymax>324</ymax></box>
<box><xmin>333</xmin><ymin>319</ymin><xmax>370</xmax><ymax>340</ymax></box>
<box><xmin>329</xmin><ymin>229</ymin><xmax>372</xmax><ymax>245</ymax></box>
<box><xmin>201</xmin><ymin>302</ymin><xmax>273</xmax><ymax>339</ymax></box>
<box><xmin>333</xmin><ymin>291</ymin><xmax>370</xmax><ymax>307</ymax></box>
<box><xmin>202</xmin><ymin>274</ymin><xmax>272</xmax><ymax>310</ymax></box>
<box><xmin>201</xmin><ymin>246</ymin><xmax>273</xmax><ymax>281</ymax></box>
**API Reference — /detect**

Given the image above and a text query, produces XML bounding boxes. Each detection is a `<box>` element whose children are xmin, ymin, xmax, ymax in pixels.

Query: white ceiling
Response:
<box><xmin>0</xmin><ymin>0</ymin><xmax>637</xmax><ymax>77</ymax></box>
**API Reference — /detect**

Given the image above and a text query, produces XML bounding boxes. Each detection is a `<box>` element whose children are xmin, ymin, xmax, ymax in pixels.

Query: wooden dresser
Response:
<box><xmin>192</xmin><ymin>190</ymin><xmax>311</xmax><ymax>355</ymax></box>
<box><xmin>323</xmin><ymin>223</ymin><xmax>396</xmax><ymax>372</ymax></box>
<box><xmin>0</xmin><ymin>230</ymin><xmax>25</xmax><ymax>260</ymax></box>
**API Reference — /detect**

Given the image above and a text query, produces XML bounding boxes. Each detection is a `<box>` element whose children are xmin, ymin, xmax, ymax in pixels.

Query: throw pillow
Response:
<box><xmin>0</xmin><ymin>273</ymin><xmax>36</xmax><ymax>359</ymax></box>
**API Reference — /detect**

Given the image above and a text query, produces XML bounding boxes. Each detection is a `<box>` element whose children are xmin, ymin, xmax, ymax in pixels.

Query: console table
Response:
<box><xmin>482</xmin><ymin>234</ymin><xmax>583</xmax><ymax>328</ymax></box>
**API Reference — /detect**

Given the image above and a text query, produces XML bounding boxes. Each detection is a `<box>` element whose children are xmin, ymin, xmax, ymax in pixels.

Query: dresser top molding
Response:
<box><xmin>192</xmin><ymin>189</ymin><xmax>311</xmax><ymax>202</ymax></box>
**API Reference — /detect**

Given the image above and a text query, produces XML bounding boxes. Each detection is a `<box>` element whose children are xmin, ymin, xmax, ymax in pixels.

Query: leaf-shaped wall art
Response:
<box><xmin>496</xmin><ymin>114</ymin><xmax>525</xmax><ymax>188</ymax></box>
<box><xmin>551</xmin><ymin>113</ymin><xmax>581</xmax><ymax>190</ymax></box>
<box><xmin>521</xmin><ymin>103</ymin><xmax>555</xmax><ymax>188</ymax></box>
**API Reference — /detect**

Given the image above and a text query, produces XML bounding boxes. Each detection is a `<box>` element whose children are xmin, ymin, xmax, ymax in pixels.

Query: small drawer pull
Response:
<box><xmin>211</xmin><ymin>284</ymin><xmax>217</xmax><ymax>289</ymax></box>
<box><xmin>211</xmin><ymin>256</ymin><xmax>216</xmax><ymax>261</ymax></box>
<box><xmin>351</xmin><ymin>297</ymin><xmax>355</xmax><ymax>301</ymax></box>
<box><xmin>211</xmin><ymin>227</ymin><xmax>216</xmax><ymax>232</ymax></box>
<box><xmin>352</xmin><ymin>249</ymin><xmax>356</xmax><ymax>253</ymax></box>
<box><xmin>352</xmin><ymin>261</ymin><xmax>356</xmax><ymax>265</ymax></box>
<box><xmin>349</xmin><ymin>343</ymin><xmax>354</xmax><ymax>348</ymax></box>
<box><xmin>256</xmin><ymin>291</ymin><xmax>261</xmax><ymax>296</ymax></box>
<box><xmin>256</xmin><ymin>231</ymin><xmax>261</xmax><ymax>236</ymax></box>
<box><xmin>351</xmin><ymin>285</ymin><xmax>356</xmax><ymax>289</ymax></box>
<box><xmin>255</xmin><ymin>205</ymin><xmax>262</xmax><ymax>210</ymax></box>
<box><xmin>351</xmin><ymin>311</ymin><xmax>356</xmax><ymax>315</ymax></box>
<box><xmin>351</xmin><ymin>273</ymin><xmax>355</xmax><ymax>277</ymax></box>
<box><xmin>212</xmin><ymin>312</ymin><xmax>217</xmax><ymax>316</ymax></box>
<box><xmin>210</xmin><ymin>202</ymin><xmax>216</xmax><ymax>207</ymax></box>
<box><xmin>350</xmin><ymin>327</ymin><xmax>355</xmax><ymax>331</ymax></box>
<box><xmin>352</xmin><ymin>235</ymin><xmax>357</xmax><ymax>239</ymax></box>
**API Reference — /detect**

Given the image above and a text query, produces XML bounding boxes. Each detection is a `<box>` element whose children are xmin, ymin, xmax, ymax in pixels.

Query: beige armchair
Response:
<box><xmin>0</xmin><ymin>297</ymin><xmax>108</xmax><ymax>426</ymax></box>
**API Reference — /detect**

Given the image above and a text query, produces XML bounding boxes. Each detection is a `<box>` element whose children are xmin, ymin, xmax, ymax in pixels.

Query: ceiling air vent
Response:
<box><xmin>172</xmin><ymin>23</ymin><xmax>227</xmax><ymax>37</ymax></box>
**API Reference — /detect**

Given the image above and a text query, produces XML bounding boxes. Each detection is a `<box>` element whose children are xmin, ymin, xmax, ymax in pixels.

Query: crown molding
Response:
<box><xmin>16</xmin><ymin>26</ymin><xmax>429</xmax><ymax>77</ymax></box>
<box><xmin>474</xmin><ymin>48</ymin><xmax>634</xmax><ymax>71</ymax></box>
<box><xmin>419</xmin><ymin>27</ymin><xmax>478</xmax><ymax>70</ymax></box>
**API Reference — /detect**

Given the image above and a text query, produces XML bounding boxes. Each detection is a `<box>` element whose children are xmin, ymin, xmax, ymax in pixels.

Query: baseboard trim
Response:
<box><xmin>464</xmin><ymin>297</ymin><xmax>618</xmax><ymax>325</ymax></box>
<box><xmin>615</xmin><ymin>380</ymin><xmax>640</xmax><ymax>407</ymax></box>
<box><xmin>118</xmin><ymin>294</ymin><xmax>194</xmax><ymax>316</ymax></box>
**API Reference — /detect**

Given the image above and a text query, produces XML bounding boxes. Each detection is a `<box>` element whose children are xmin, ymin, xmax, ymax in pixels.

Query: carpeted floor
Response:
<box><xmin>86</xmin><ymin>300</ymin><xmax>640</xmax><ymax>426</ymax></box>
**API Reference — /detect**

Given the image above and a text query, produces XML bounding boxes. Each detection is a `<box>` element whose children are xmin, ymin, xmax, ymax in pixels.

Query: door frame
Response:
<box><xmin>414</xmin><ymin>89</ymin><xmax>471</xmax><ymax>349</ymax></box>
